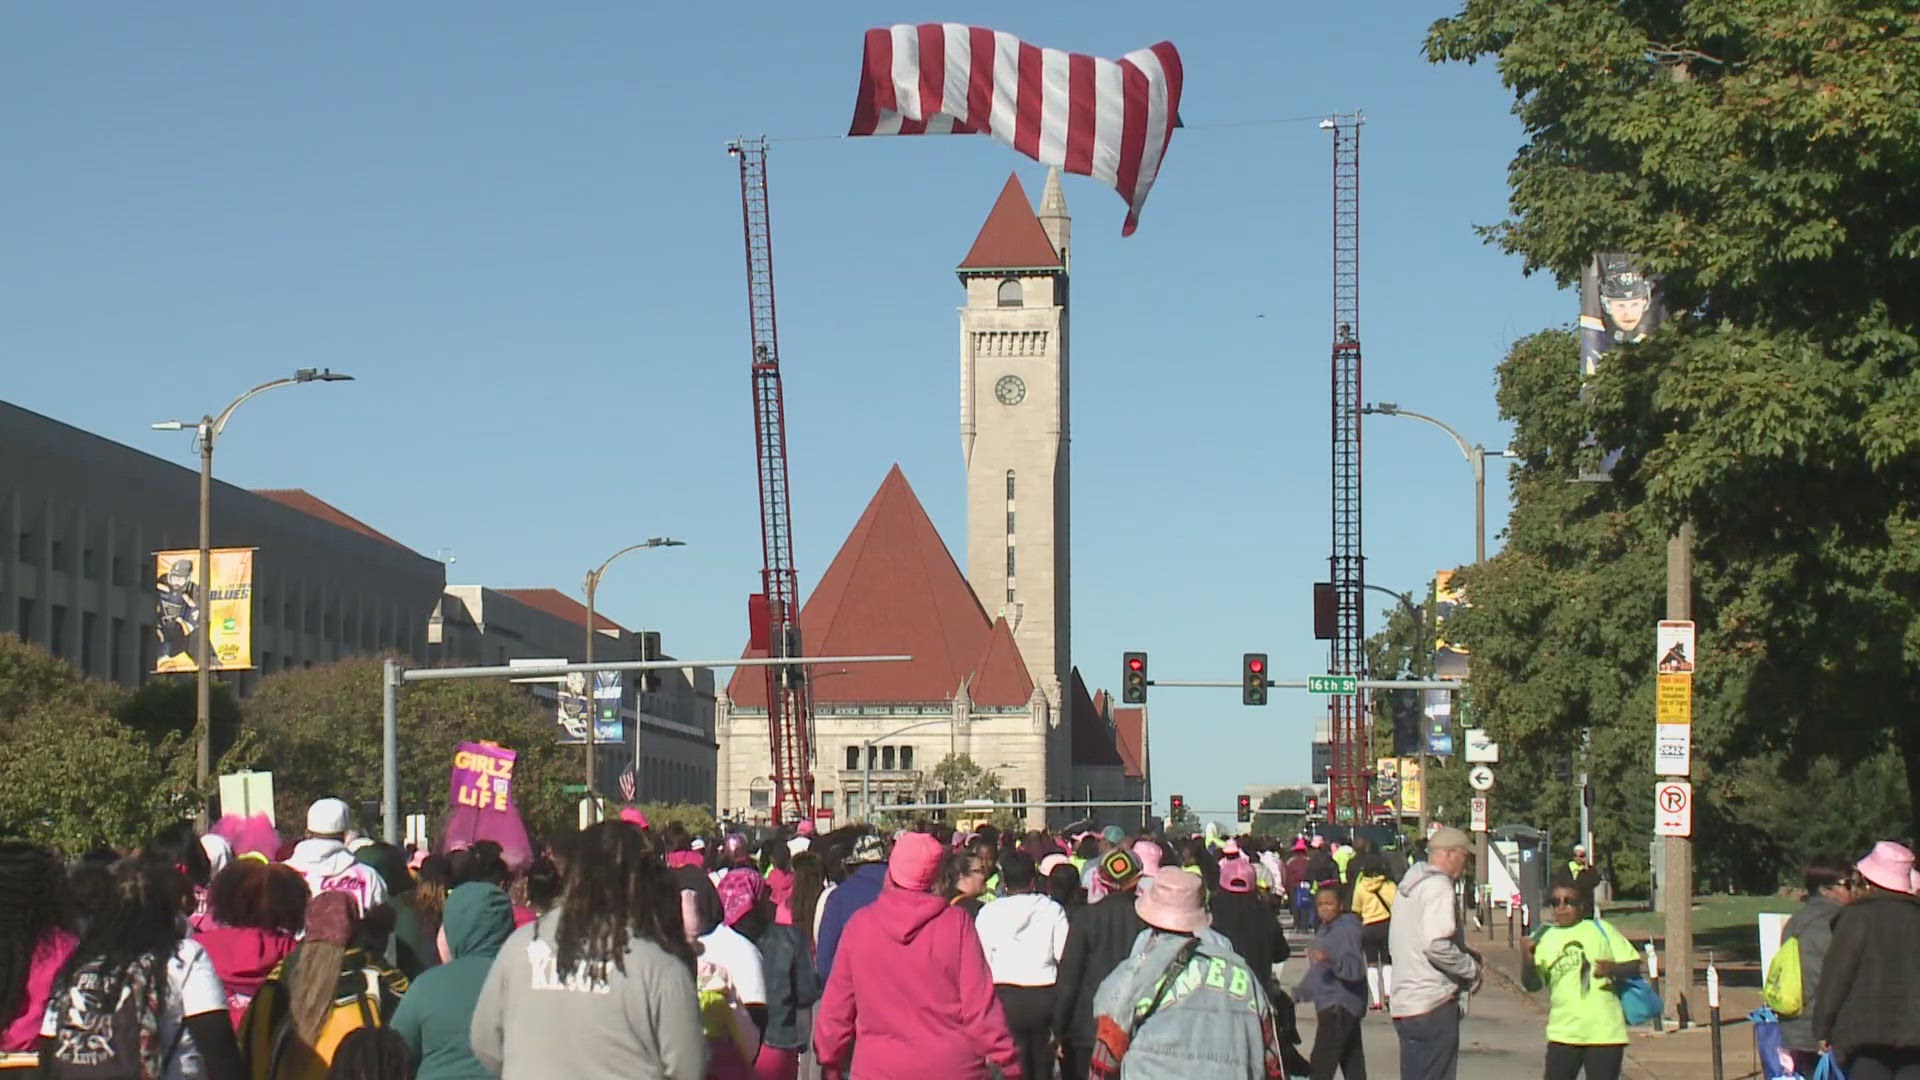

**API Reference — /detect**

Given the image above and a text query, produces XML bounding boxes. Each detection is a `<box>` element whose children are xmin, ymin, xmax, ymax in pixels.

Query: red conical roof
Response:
<box><xmin>969</xmin><ymin>617</ymin><xmax>1035</xmax><ymax>707</ymax></box>
<box><xmin>958</xmin><ymin>174</ymin><xmax>1063</xmax><ymax>272</ymax></box>
<box><xmin>727</xmin><ymin>466</ymin><xmax>1005</xmax><ymax>706</ymax></box>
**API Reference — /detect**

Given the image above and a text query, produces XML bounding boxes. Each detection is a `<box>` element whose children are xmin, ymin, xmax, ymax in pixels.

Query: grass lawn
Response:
<box><xmin>1600</xmin><ymin>894</ymin><xmax>1800</xmax><ymax>964</ymax></box>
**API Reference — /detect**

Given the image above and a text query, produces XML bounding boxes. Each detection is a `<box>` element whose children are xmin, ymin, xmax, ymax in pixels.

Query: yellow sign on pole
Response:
<box><xmin>1655</xmin><ymin>673</ymin><xmax>1692</xmax><ymax>726</ymax></box>
<box><xmin>1399</xmin><ymin>757</ymin><xmax>1424</xmax><ymax>815</ymax></box>
<box><xmin>153</xmin><ymin>548</ymin><xmax>255</xmax><ymax>673</ymax></box>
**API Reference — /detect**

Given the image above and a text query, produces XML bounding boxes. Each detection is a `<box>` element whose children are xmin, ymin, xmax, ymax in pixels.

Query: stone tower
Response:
<box><xmin>957</xmin><ymin>170</ymin><xmax>1071</xmax><ymax>718</ymax></box>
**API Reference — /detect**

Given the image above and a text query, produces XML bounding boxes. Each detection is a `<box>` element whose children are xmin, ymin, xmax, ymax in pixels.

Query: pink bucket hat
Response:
<box><xmin>1135</xmin><ymin>865</ymin><xmax>1210</xmax><ymax>933</ymax></box>
<box><xmin>1039</xmin><ymin>853</ymin><xmax>1071</xmax><ymax>877</ymax></box>
<box><xmin>1856</xmin><ymin>840</ymin><xmax>1916</xmax><ymax>893</ymax></box>
<box><xmin>1135</xmin><ymin>841</ymin><xmax>1165</xmax><ymax>876</ymax></box>
<box><xmin>888</xmin><ymin>832</ymin><xmax>944</xmax><ymax>893</ymax></box>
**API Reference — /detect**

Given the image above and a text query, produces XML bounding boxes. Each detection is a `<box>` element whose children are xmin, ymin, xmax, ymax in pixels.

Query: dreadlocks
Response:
<box><xmin>0</xmin><ymin>840</ymin><xmax>72</xmax><ymax>1026</ymax></box>
<box><xmin>551</xmin><ymin>822</ymin><xmax>694</xmax><ymax>984</ymax></box>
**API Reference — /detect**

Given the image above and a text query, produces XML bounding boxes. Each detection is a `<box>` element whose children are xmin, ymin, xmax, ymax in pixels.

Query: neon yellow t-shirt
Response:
<box><xmin>1533</xmin><ymin>919</ymin><xmax>1641</xmax><ymax>1046</ymax></box>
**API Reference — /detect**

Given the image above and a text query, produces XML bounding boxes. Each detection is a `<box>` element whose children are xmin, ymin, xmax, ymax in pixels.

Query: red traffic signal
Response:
<box><xmin>1122</xmin><ymin>652</ymin><xmax>1149</xmax><ymax>704</ymax></box>
<box><xmin>1306</xmin><ymin>795</ymin><xmax>1321</xmax><ymax>816</ymax></box>
<box><xmin>1236</xmin><ymin>794</ymin><xmax>1252</xmax><ymax>823</ymax></box>
<box><xmin>1243</xmin><ymin>653</ymin><xmax>1269</xmax><ymax>706</ymax></box>
<box><xmin>1169</xmin><ymin>794</ymin><xmax>1185</xmax><ymax>818</ymax></box>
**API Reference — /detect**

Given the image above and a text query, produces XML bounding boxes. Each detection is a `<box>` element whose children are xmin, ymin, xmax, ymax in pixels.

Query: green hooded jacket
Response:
<box><xmin>390</xmin><ymin>883</ymin><xmax>514</xmax><ymax>1080</ymax></box>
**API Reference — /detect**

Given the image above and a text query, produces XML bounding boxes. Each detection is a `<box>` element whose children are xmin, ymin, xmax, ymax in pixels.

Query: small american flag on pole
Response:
<box><xmin>849</xmin><ymin>24</ymin><xmax>1183</xmax><ymax>235</ymax></box>
<box><xmin>618</xmin><ymin>762</ymin><xmax>636</xmax><ymax>803</ymax></box>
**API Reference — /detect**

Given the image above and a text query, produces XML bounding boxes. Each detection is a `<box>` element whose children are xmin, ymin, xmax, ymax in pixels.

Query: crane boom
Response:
<box><xmin>729</xmin><ymin>136</ymin><xmax>814</xmax><ymax>824</ymax></box>
<box><xmin>1326</xmin><ymin>115</ymin><xmax>1369</xmax><ymax>823</ymax></box>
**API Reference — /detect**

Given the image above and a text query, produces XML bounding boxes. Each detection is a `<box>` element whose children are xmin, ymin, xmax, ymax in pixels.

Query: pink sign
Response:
<box><xmin>441</xmin><ymin>741</ymin><xmax>531</xmax><ymax>870</ymax></box>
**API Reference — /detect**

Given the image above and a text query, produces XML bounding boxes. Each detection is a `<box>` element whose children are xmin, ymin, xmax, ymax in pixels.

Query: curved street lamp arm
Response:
<box><xmin>867</xmin><ymin>716</ymin><xmax>953</xmax><ymax>746</ymax></box>
<box><xmin>209</xmin><ymin>376</ymin><xmax>302</xmax><ymax>441</ymax></box>
<box><xmin>1372</xmin><ymin>406</ymin><xmax>1474</xmax><ymax>461</ymax></box>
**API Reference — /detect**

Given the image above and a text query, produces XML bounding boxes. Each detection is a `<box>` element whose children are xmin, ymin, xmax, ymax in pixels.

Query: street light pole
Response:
<box><xmin>154</xmin><ymin>368</ymin><xmax>353</xmax><ymax>822</ymax></box>
<box><xmin>1361</xmin><ymin>403</ymin><xmax>1513</xmax><ymax>563</ymax></box>
<box><xmin>581</xmin><ymin>538</ymin><xmax>685</xmax><ymax>810</ymax></box>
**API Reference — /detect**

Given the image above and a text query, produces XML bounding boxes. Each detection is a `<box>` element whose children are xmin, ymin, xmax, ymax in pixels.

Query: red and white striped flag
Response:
<box><xmin>618</xmin><ymin>762</ymin><xmax>636</xmax><ymax>803</ymax></box>
<box><xmin>849</xmin><ymin>24</ymin><xmax>1183</xmax><ymax>236</ymax></box>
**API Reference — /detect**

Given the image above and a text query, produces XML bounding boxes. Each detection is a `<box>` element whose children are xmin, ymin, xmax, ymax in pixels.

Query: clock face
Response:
<box><xmin>995</xmin><ymin>375</ymin><xmax>1026</xmax><ymax>406</ymax></box>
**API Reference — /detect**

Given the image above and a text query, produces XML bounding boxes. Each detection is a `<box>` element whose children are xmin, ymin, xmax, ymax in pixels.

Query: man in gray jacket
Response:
<box><xmin>1778</xmin><ymin>855</ymin><xmax>1854</xmax><ymax>1071</ymax></box>
<box><xmin>1387</xmin><ymin>826</ymin><xmax>1482</xmax><ymax>1080</ymax></box>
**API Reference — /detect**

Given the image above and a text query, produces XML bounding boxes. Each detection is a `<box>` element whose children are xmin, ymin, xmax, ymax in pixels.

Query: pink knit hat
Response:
<box><xmin>1856</xmin><ymin>840</ymin><xmax>1916</xmax><ymax>894</ymax></box>
<box><xmin>888</xmin><ymin>832</ymin><xmax>944</xmax><ymax>892</ymax></box>
<box><xmin>1135</xmin><ymin>841</ymin><xmax>1164</xmax><ymax>876</ymax></box>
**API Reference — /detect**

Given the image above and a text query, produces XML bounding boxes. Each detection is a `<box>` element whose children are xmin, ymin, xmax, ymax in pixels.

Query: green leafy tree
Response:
<box><xmin>238</xmin><ymin>657</ymin><xmax>575</xmax><ymax>838</ymax></box>
<box><xmin>924</xmin><ymin>753</ymin><xmax>1018</xmax><ymax>832</ymax></box>
<box><xmin>1427</xmin><ymin>0</ymin><xmax>1920</xmax><ymax>847</ymax></box>
<box><xmin>1254</xmin><ymin>788</ymin><xmax>1307</xmax><ymax>839</ymax></box>
<box><xmin>630</xmin><ymin>802</ymin><xmax>716</xmax><ymax>837</ymax></box>
<box><xmin>0</xmin><ymin>636</ymin><xmax>197</xmax><ymax>851</ymax></box>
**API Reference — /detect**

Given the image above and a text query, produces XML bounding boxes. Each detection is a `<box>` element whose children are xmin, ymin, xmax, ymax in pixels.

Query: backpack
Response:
<box><xmin>262</xmin><ymin>968</ymin><xmax>384</xmax><ymax>1080</ymax></box>
<box><xmin>45</xmin><ymin>955</ymin><xmax>181</xmax><ymax>1080</ymax></box>
<box><xmin>1764</xmin><ymin>935</ymin><xmax>1803</xmax><ymax>1018</ymax></box>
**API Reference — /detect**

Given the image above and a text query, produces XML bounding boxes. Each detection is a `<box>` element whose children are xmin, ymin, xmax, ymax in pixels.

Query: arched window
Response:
<box><xmin>997</xmin><ymin>278</ymin><xmax>1023</xmax><ymax>307</ymax></box>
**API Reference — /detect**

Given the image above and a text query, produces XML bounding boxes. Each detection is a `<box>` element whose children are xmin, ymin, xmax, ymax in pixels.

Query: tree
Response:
<box><xmin>1428</xmin><ymin>0</ymin><xmax>1920</xmax><ymax>852</ymax></box>
<box><xmin>115</xmin><ymin>678</ymin><xmax>243</xmax><ymax>757</ymax></box>
<box><xmin>238</xmin><ymin>658</ymin><xmax>576</xmax><ymax>839</ymax></box>
<box><xmin>925</xmin><ymin>753</ymin><xmax>1018</xmax><ymax>832</ymax></box>
<box><xmin>1253</xmin><ymin>788</ymin><xmax>1307</xmax><ymax>839</ymax></box>
<box><xmin>0</xmin><ymin>636</ymin><xmax>197</xmax><ymax>851</ymax></box>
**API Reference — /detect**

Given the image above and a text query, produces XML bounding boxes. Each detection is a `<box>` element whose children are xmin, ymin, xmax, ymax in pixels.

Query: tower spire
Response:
<box><xmin>1038</xmin><ymin>167</ymin><xmax>1070</xmax><ymax>269</ymax></box>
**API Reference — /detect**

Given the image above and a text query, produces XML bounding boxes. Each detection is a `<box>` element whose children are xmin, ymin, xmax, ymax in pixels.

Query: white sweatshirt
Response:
<box><xmin>974</xmin><ymin>893</ymin><xmax>1070</xmax><ymax>987</ymax></box>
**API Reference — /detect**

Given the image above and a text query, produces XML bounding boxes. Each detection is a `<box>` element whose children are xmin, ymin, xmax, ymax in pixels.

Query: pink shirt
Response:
<box><xmin>2</xmin><ymin>930</ymin><xmax>77</xmax><ymax>1052</ymax></box>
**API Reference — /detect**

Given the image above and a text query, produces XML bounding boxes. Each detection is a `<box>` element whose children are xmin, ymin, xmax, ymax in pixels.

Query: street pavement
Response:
<box><xmin>1277</xmin><ymin>927</ymin><xmax>1666</xmax><ymax>1080</ymax></box>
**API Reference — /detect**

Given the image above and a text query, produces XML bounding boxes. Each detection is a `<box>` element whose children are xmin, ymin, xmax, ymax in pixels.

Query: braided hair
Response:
<box><xmin>551</xmin><ymin>822</ymin><xmax>694</xmax><ymax>984</ymax></box>
<box><xmin>0</xmin><ymin>841</ymin><xmax>73</xmax><ymax>1025</ymax></box>
<box><xmin>52</xmin><ymin>856</ymin><xmax>191</xmax><ymax>1021</ymax></box>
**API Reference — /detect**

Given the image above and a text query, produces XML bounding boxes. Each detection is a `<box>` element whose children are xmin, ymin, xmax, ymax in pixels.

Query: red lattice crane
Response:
<box><xmin>728</xmin><ymin>137</ymin><xmax>814</xmax><ymax>823</ymax></box>
<box><xmin>1324</xmin><ymin>115</ymin><xmax>1369</xmax><ymax>822</ymax></box>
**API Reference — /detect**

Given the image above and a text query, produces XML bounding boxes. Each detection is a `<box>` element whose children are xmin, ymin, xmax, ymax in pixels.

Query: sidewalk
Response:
<box><xmin>1469</xmin><ymin>909</ymin><xmax>1769</xmax><ymax>1080</ymax></box>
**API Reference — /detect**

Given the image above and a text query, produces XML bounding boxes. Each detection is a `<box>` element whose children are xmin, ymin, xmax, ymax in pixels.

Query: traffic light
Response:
<box><xmin>1313</xmin><ymin>582</ymin><xmax>1336</xmax><ymax>640</ymax></box>
<box><xmin>1122</xmin><ymin>652</ymin><xmax>1149</xmax><ymax>704</ymax></box>
<box><xmin>1306</xmin><ymin>795</ymin><xmax>1321</xmax><ymax>817</ymax></box>
<box><xmin>1390</xmin><ymin>689</ymin><xmax>1421</xmax><ymax>756</ymax></box>
<box><xmin>1168</xmin><ymin>794</ymin><xmax>1185</xmax><ymax>819</ymax></box>
<box><xmin>639</xmin><ymin>631</ymin><xmax>664</xmax><ymax>692</ymax></box>
<box><xmin>1236</xmin><ymin>794</ymin><xmax>1252</xmax><ymax>823</ymax></box>
<box><xmin>1242</xmin><ymin>653</ymin><xmax>1269</xmax><ymax>706</ymax></box>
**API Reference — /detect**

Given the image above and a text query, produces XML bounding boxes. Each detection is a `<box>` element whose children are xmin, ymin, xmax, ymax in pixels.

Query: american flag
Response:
<box><xmin>849</xmin><ymin>24</ymin><xmax>1183</xmax><ymax>236</ymax></box>
<box><xmin>618</xmin><ymin>762</ymin><xmax>636</xmax><ymax>803</ymax></box>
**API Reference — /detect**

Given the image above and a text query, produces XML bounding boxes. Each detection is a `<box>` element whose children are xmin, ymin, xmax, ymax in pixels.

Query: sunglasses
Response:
<box><xmin>1548</xmin><ymin>895</ymin><xmax>1581</xmax><ymax>908</ymax></box>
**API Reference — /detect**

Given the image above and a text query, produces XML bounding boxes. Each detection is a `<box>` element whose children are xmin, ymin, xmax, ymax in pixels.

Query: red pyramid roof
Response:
<box><xmin>969</xmin><ymin>617</ymin><xmax>1035</xmax><ymax>707</ymax></box>
<box><xmin>958</xmin><ymin>174</ymin><xmax>1062</xmax><ymax>272</ymax></box>
<box><xmin>1068</xmin><ymin>669</ymin><xmax>1125</xmax><ymax>767</ymax></box>
<box><xmin>254</xmin><ymin>489</ymin><xmax>410</xmax><ymax>551</ymax></box>
<box><xmin>497</xmin><ymin>588</ymin><xmax>624</xmax><ymax>633</ymax></box>
<box><xmin>1113</xmin><ymin>707</ymin><xmax>1146</xmax><ymax>779</ymax></box>
<box><xmin>727</xmin><ymin>466</ymin><xmax>999</xmax><ymax>706</ymax></box>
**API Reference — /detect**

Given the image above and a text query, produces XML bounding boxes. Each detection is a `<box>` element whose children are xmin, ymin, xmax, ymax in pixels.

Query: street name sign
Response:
<box><xmin>1655</xmin><ymin>780</ymin><xmax>1692</xmax><ymax>837</ymax></box>
<box><xmin>1308</xmin><ymin>675</ymin><xmax>1359</xmax><ymax>694</ymax></box>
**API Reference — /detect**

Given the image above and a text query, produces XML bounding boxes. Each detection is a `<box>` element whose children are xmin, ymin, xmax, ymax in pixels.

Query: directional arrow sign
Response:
<box><xmin>1308</xmin><ymin>675</ymin><xmax>1359</xmax><ymax>694</ymax></box>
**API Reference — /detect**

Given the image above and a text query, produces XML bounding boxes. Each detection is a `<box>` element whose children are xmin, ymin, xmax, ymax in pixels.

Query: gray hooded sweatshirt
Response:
<box><xmin>470</xmin><ymin>909</ymin><xmax>708</xmax><ymax>1079</ymax></box>
<box><xmin>1386</xmin><ymin>861</ymin><xmax>1480</xmax><ymax>1019</ymax></box>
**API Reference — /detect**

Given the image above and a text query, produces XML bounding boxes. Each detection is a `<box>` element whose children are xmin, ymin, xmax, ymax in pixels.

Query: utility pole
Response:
<box><xmin>1664</xmin><ymin>522</ymin><xmax>1694</xmax><ymax>1024</ymax></box>
<box><xmin>582</xmin><ymin>539</ymin><xmax>685</xmax><ymax>807</ymax></box>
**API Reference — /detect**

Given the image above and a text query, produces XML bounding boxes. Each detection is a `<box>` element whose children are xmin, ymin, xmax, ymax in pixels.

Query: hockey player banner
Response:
<box><xmin>1578</xmin><ymin>253</ymin><xmax>1667</xmax><ymax>481</ymax></box>
<box><xmin>153</xmin><ymin>548</ymin><xmax>254</xmax><ymax>673</ymax></box>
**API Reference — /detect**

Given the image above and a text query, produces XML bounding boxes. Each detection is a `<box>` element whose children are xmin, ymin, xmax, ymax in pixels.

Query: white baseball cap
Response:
<box><xmin>307</xmin><ymin>797</ymin><xmax>352</xmax><ymax>836</ymax></box>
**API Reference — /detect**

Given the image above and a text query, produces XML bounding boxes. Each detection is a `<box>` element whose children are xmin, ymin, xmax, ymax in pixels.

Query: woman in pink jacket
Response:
<box><xmin>812</xmin><ymin>832</ymin><xmax>1020</xmax><ymax>1080</ymax></box>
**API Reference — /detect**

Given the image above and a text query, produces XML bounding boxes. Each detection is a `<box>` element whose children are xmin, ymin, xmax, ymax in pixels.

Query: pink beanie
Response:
<box><xmin>888</xmin><ymin>832</ymin><xmax>944</xmax><ymax>892</ymax></box>
<box><xmin>1135</xmin><ymin>841</ymin><xmax>1165</xmax><ymax>876</ymax></box>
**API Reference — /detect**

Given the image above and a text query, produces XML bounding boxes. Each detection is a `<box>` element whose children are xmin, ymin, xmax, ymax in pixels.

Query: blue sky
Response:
<box><xmin>1</xmin><ymin>4</ymin><xmax>1568</xmax><ymax>824</ymax></box>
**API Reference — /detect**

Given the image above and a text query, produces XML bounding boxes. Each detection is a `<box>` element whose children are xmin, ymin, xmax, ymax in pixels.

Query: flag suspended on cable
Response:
<box><xmin>618</xmin><ymin>762</ymin><xmax>636</xmax><ymax>803</ymax></box>
<box><xmin>848</xmin><ymin>24</ymin><xmax>1183</xmax><ymax>236</ymax></box>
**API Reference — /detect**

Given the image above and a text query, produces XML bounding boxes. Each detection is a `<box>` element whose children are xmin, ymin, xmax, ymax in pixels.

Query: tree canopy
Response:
<box><xmin>1425</xmin><ymin>0</ymin><xmax>1920</xmax><ymax>861</ymax></box>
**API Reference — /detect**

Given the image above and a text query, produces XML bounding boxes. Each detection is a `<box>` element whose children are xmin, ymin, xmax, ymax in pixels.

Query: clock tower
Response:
<box><xmin>958</xmin><ymin>169</ymin><xmax>1071</xmax><ymax>716</ymax></box>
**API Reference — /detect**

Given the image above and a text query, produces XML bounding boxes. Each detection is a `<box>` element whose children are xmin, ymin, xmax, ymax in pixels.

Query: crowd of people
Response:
<box><xmin>3</xmin><ymin>803</ymin><xmax>1916</xmax><ymax>1080</ymax></box>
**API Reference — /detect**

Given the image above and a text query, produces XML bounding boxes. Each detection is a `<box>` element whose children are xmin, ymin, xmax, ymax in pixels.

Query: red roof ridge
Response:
<box><xmin>496</xmin><ymin>587</ymin><xmax>625</xmax><ymax>633</ymax></box>
<box><xmin>252</xmin><ymin>488</ymin><xmax>409</xmax><ymax>552</ymax></box>
<box><xmin>968</xmin><ymin>616</ymin><xmax>1035</xmax><ymax>707</ymax></box>
<box><xmin>1068</xmin><ymin>668</ymin><xmax>1125</xmax><ymax>768</ymax></box>
<box><xmin>727</xmin><ymin>465</ymin><xmax>991</xmax><ymax>706</ymax></box>
<box><xmin>958</xmin><ymin>173</ymin><xmax>1063</xmax><ymax>272</ymax></box>
<box><xmin>1113</xmin><ymin>707</ymin><xmax>1146</xmax><ymax>779</ymax></box>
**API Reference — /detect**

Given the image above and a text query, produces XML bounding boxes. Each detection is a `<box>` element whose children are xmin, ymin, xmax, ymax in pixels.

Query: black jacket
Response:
<box><xmin>1811</xmin><ymin>890</ymin><xmax>1920</xmax><ymax>1053</ymax></box>
<box><xmin>1051</xmin><ymin>888</ymin><xmax>1146</xmax><ymax>1046</ymax></box>
<box><xmin>1208</xmin><ymin>890</ymin><xmax>1288</xmax><ymax>980</ymax></box>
